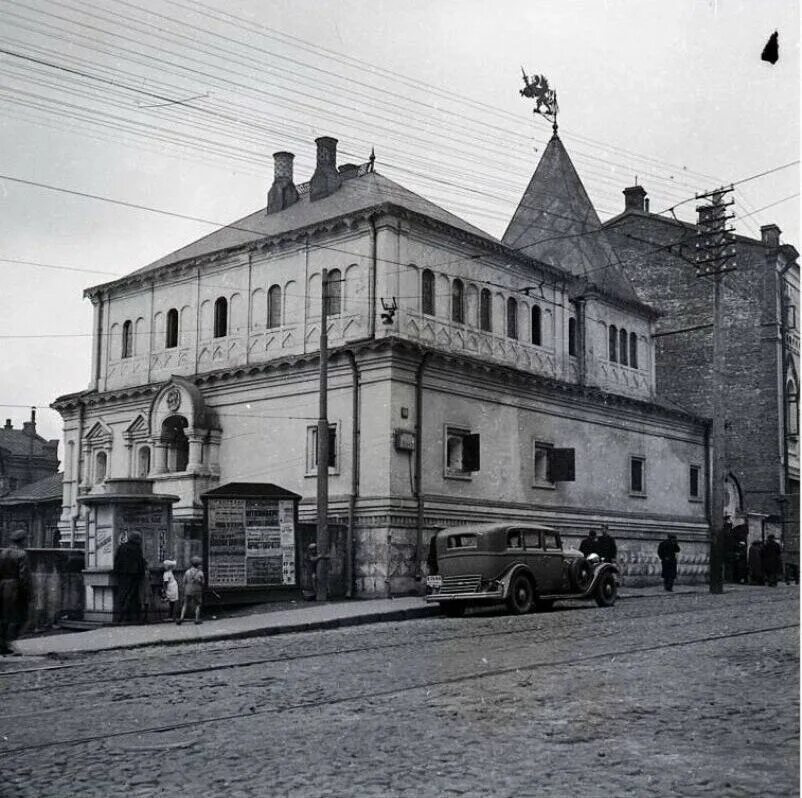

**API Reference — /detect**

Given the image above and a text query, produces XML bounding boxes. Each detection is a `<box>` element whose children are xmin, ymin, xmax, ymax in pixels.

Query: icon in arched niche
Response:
<box><xmin>148</xmin><ymin>376</ymin><xmax>220</xmax><ymax>476</ymax></box>
<box><xmin>165</xmin><ymin>387</ymin><xmax>181</xmax><ymax>413</ymax></box>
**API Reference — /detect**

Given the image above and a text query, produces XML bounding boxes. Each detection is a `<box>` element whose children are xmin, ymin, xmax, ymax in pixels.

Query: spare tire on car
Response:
<box><xmin>569</xmin><ymin>558</ymin><xmax>593</xmax><ymax>592</ymax></box>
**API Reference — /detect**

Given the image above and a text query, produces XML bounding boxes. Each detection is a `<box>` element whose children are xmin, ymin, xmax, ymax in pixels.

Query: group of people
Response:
<box><xmin>112</xmin><ymin>531</ymin><xmax>205</xmax><ymax>625</ymax></box>
<box><xmin>578</xmin><ymin>528</ymin><xmax>618</xmax><ymax>562</ymax></box>
<box><xmin>746</xmin><ymin>535</ymin><xmax>784</xmax><ymax>587</ymax></box>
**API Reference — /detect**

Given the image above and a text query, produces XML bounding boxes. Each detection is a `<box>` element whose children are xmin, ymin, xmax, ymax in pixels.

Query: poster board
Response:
<box><xmin>119</xmin><ymin>505</ymin><xmax>169</xmax><ymax>567</ymax></box>
<box><xmin>207</xmin><ymin>497</ymin><xmax>296</xmax><ymax>588</ymax></box>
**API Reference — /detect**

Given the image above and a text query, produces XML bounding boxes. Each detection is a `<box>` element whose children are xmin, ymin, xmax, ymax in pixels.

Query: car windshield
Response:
<box><xmin>446</xmin><ymin>534</ymin><xmax>478</xmax><ymax>549</ymax></box>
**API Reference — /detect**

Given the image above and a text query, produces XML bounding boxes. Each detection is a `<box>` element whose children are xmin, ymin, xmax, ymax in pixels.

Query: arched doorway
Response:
<box><xmin>162</xmin><ymin>415</ymin><xmax>189</xmax><ymax>473</ymax></box>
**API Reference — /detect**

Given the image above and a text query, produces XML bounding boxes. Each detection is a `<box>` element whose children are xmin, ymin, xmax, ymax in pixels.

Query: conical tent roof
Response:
<box><xmin>502</xmin><ymin>135</ymin><xmax>638</xmax><ymax>302</ymax></box>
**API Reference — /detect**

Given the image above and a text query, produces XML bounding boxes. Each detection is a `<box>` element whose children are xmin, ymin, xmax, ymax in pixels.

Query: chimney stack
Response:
<box><xmin>623</xmin><ymin>185</ymin><xmax>648</xmax><ymax>213</ymax></box>
<box><xmin>22</xmin><ymin>407</ymin><xmax>36</xmax><ymax>437</ymax></box>
<box><xmin>4</xmin><ymin>419</ymin><xmax>11</xmax><ymax>429</ymax></box>
<box><xmin>267</xmin><ymin>151</ymin><xmax>299</xmax><ymax>214</ymax></box>
<box><xmin>310</xmin><ymin>136</ymin><xmax>341</xmax><ymax>201</ymax></box>
<box><xmin>760</xmin><ymin>223</ymin><xmax>781</xmax><ymax>249</ymax></box>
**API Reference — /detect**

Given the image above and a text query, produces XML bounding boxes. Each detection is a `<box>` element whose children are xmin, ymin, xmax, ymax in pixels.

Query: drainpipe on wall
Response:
<box><xmin>369</xmin><ymin>215</ymin><xmax>378</xmax><ymax>339</ymax></box>
<box><xmin>71</xmin><ymin>399</ymin><xmax>86</xmax><ymax>548</ymax></box>
<box><xmin>575</xmin><ymin>297</ymin><xmax>587</xmax><ymax>386</ymax></box>
<box><xmin>344</xmin><ymin>350</ymin><xmax>361</xmax><ymax>598</ymax></box>
<box><xmin>703</xmin><ymin>420</ymin><xmax>712</xmax><ymax>529</ymax></box>
<box><xmin>414</xmin><ymin>350</ymin><xmax>431</xmax><ymax>582</ymax></box>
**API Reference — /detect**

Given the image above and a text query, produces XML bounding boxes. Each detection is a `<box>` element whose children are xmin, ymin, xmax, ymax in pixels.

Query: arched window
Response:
<box><xmin>267</xmin><ymin>285</ymin><xmax>282</xmax><ymax>328</ymax></box>
<box><xmin>137</xmin><ymin>446</ymin><xmax>151</xmax><ymax>478</ymax></box>
<box><xmin>788</xmin><ymin>378</ymin><xmax>799</xmax><ymax>437</ymax></box>
<box><xmin>165</xmin><ymin>308</ymin><xmax>179</xmax><ymax>349</ymax></box>
<box><xmin>619</xmin><ymin>328</ymin><xmax>628</xmax><ymax>366</ymax></box>
<box><xmin>451</xmin><ymin>279</ymin><xmax>464</xmax><ymax>324</ymax></box>
<box><xmin>480</xmin><ymin>288</ymin><xmax>492</xmax><ymax>332</ymax></box>
<box><xmin>121</xmin><ymin>320</ymin><xmax>133</xmax><ymax>359</ymax></box>
<box><xmin>609</xmin><ymin>325</ymin><xmax>618</xmax><ymax>362</ymax></box>
<box><xmin>568</xmin><ymin>317</ymin><xmax>577</xmax><ymax>356</ymax></box>
<box><xmin>531</xmin><ymin>305</ymin><xmax>542</xmax><ymax>346</ymax></box>
<box><xmin>629</xmin><ymin>332</ymin><xmax>638</xmax><ymax>369</ymax></box>
<box><xmin>422</xmin><ymin>269</ymin><xmax>435</xmax><ymax>315</ymax></box>
<box><xmin>325</xmin><ymin>269</ymin><xmax>342</xmax><ymax>316</ymax></box>
<box><xmin>506</xmin><ymin>298</ymin><xmax>518</xmax><ymax>339</ymax></box>
<box><xmin>95</xmin><ymin>451</ymin><xmax>107</xmax><ymax>483</ymax></box>
<box><xmin>214</xmin><ymin>297</ymin><xmax>228</xmax><ymax>338</ymax></box>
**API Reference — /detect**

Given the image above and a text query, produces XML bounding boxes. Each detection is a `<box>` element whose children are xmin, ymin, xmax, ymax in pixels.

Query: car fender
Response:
<box><xmin>586</xmin><ymin>562</ymin><xmax>620</xmax><ymax>595</ymax></box>
<box><xmin>498</xmin><ymin>563</ymin><xmax>536</xmax><ymax>598</ymax></box>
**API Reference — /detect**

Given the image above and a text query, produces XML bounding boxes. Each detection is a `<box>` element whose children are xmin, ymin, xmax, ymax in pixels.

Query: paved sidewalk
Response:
<box><xmin>7</xmin><ymin>581</ymin><xmax>770</xmax><ymax>658</ymax></box>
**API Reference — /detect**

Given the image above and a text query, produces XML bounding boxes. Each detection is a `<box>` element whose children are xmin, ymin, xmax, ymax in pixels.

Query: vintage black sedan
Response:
<box><xmin>425</xmin><ymin>523</ymin><xmax>618</xmax><ymax>616</ymax></box>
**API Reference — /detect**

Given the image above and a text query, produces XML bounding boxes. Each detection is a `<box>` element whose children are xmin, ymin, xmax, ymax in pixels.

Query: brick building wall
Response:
<box><xmin>604</xmin><ymin>200</ymin><xmax>798</xmax><ymax>519</ymax></box>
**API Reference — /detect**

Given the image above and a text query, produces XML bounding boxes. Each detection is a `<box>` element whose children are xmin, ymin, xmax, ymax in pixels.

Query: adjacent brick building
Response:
<box><xmin>604</xmin><ymin>187</ymin><xmax>799</xmax><ymax>562</ymax></box>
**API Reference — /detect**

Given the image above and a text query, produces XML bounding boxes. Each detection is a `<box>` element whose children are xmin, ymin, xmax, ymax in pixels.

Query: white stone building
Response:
<box><xmin>53</xmin><ymin>134</ymin><xmax>710</xmax><ymax>596</ymax></box>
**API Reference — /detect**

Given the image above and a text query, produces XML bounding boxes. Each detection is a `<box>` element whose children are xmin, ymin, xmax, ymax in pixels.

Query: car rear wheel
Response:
<box><xmin>441</xmin><ymin>602</ymin><xmax>466</xmax><ymax>617</ymax></box>
<box><xmin>506</xmin><ymin>573</ymin><xmax>534</xmax><ymax>615</ymax></box>
<box><xmin>595</xmin><ymin>572</ymin><xmax>617</xmax><ymax>607</ymax></box>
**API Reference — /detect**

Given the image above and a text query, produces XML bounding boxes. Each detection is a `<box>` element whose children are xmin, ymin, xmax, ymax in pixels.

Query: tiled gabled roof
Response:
<box><xmin>0</xmin><ymin>473</ymin><xmax>63</xmax><ymax>505</ymax></box>
<box><xmin>94</xmin><ymin>167</ymin><xmax>499</xmax><ymax>287</ymax></box>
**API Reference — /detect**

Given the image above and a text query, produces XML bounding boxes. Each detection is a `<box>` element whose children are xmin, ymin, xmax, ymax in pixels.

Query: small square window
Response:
<box><xmin>689</xmin><ymin>464</ymin><xmax>701</xmax><ymax>499</ymax></box>
<box><xmin>306</xmin><ymin>424</ymin><xmax>338</xmax><ymax>475</ymax></box>
<box><xmin>630</xmin><ymin>456</ymin><xmax>646</xmax><ymax>495</ymax></box>
<box><xmin>444</xmin><ymin>426</ymin><xmax>480</xmax><ymax>478</ymax></box>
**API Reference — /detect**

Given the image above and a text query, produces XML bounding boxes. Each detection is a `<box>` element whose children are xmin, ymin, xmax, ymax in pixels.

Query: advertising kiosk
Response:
<box><xmin>202</xmin><ymin>483</ymin><xmax>302</xmax><ymax>603</ymax></box>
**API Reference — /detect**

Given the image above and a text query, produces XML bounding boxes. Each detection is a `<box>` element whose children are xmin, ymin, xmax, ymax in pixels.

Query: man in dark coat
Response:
<box><xmin>748</xmin><ymin>540</ymin><xmax>764</xmax><ymax>585</ymax></box>
<box><xmin>579</xmin><ymin>530</ymin><xmax>599</xmax><ymax>558</ymax></box>
<box><xmin>658</xmin><ymin>534</ymin><xmax>680</xmax><ymax>592</ymax></box>
<box><xmin>597</xmin><ymin>528</ymin><xmax>618</xmax><ymax>563</ymax></box>
<box><xmin>761</xmin><ymin>534</ymin><xmax>783</xmax><ymax>587</ymax></box>
<box><xmin>113</xmin><ymin>531</ymin><xmax>146</xmax><ymax>623</ymax></box>
<box><xmin>0</xmin><ymin>529</ymin><xmax>31</xmax><ymax>655</ymax></box>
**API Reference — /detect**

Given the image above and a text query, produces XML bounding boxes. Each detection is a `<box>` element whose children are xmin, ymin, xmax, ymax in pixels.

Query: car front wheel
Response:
<box><xmin>506</xmin><ymin>573</ymin><xmax>534</xmax><ymax>615</ymax></box>
<box><xmin>595</xmin><ymin>572</ymin><xmax>617</xmax><ymax>607</ymax></box>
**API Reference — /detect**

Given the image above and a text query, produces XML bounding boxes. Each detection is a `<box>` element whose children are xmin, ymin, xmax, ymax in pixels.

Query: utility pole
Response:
<box><xmin>316</xmin><ymin>268</ymin><xmax>330</xmax><ymax>601</ymax></box>
<box><xmin>695</xmin><ymin>186</ymin><xmax>736</xmax><ymax>595</ymax></box>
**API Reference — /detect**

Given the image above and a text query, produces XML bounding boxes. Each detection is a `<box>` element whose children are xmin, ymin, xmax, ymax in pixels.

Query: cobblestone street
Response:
<box><xmin>0</xmin><ymin>588</ymin><xmax>798</xmax><ymax>797</ymax></box>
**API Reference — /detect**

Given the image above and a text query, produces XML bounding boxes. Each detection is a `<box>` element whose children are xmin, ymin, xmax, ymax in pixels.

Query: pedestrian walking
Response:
<box><xmin>161</xmin><ymin>559</ymin><xmax>179</xmax><ymax>620</ymax></box>
<box><xmin>597</xmin><ymin>527</ymin><xmax>617</xmax><ymax>563</ymax></box>
<box><xmin>113</xmin><ymin>531</ymin><xmax>146</xmax><ymax>623</ymax></box>
<box><xmin>579</xmin><ymin>530</ymin><xmax>599</xmax><ymax>558</ymax></box>
<box><xmin>658</xmin><ymin>533</ymin><xmax>680</xmax><ymax>592</ymax></box>
<box><xmin>761</xmin><ymin>534</ymin><xmax>783</xmax><ymax>587</ymax></box>
<box><xmin>177</xmin><ymin>555</ymin><xmax>204</xmax><ymax>625</ymax></box>
<box><xmin>748</xmin><ymin>539</ymin><xmax>764</xmax><ymax>585</ymax></box>
<box><xmin>0</xmin><ymin>529</ymin><xmax>31</xmax><ymax>655</ymax></box>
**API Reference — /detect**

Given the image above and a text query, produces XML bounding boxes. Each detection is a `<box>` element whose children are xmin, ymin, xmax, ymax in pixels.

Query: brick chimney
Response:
<box><xmin>623</xmin><ymin>185</ymin><xmax>648</xmax><ymax>213</ymax></box>
<box><xmin>22</xmin><ymin>407</ymin><xmax>36</xmax><ymax>436</ymax></box>
<box><xmin>3</xmin><ymin>419</ymin><xmax>11</xmax><ymax>430</ymax></box>
<box><xmin>309</xmin><ymin>136</ymin><xmax>341</xmax><ymax>201</ymax></box>
<box><xmin>267</xmin><ymin>151</ymin><xmax>299</xmax><ymax>214</ymax></box>
<box><xmin>760</xmin><ymin>223</ymin><xmax>781</xmax><ymax>249</ymax></box>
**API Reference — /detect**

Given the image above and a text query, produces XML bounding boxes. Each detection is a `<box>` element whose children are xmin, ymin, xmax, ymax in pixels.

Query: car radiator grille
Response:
<box><xmin>440</xmin><ymin>575</ymin><xmax>483</xmax><ymax>594</ymax></box>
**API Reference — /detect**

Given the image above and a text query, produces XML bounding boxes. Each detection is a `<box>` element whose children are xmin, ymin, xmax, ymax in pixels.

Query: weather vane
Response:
<box><xmin>520</xmin><ymin>67</ymin><xmax>558</xmax><ymax>134</ymax></box>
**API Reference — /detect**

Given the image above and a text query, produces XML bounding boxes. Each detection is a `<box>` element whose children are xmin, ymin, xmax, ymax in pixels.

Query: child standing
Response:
<box><xmin>177</xmin><ymin>555</ymin><xmax>204</xmax><ymax>625</ymax></box>
<box><xmin>161</xmin><ymin>560</ymin><xmax>179</xmax><ymax>620</ymax></box>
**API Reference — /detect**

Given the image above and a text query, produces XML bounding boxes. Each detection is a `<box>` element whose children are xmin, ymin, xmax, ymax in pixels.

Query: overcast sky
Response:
<box><xmin>0</xmin><ymin>0</ymin><xmax>798</xmax><ymax>454</ymax></box>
